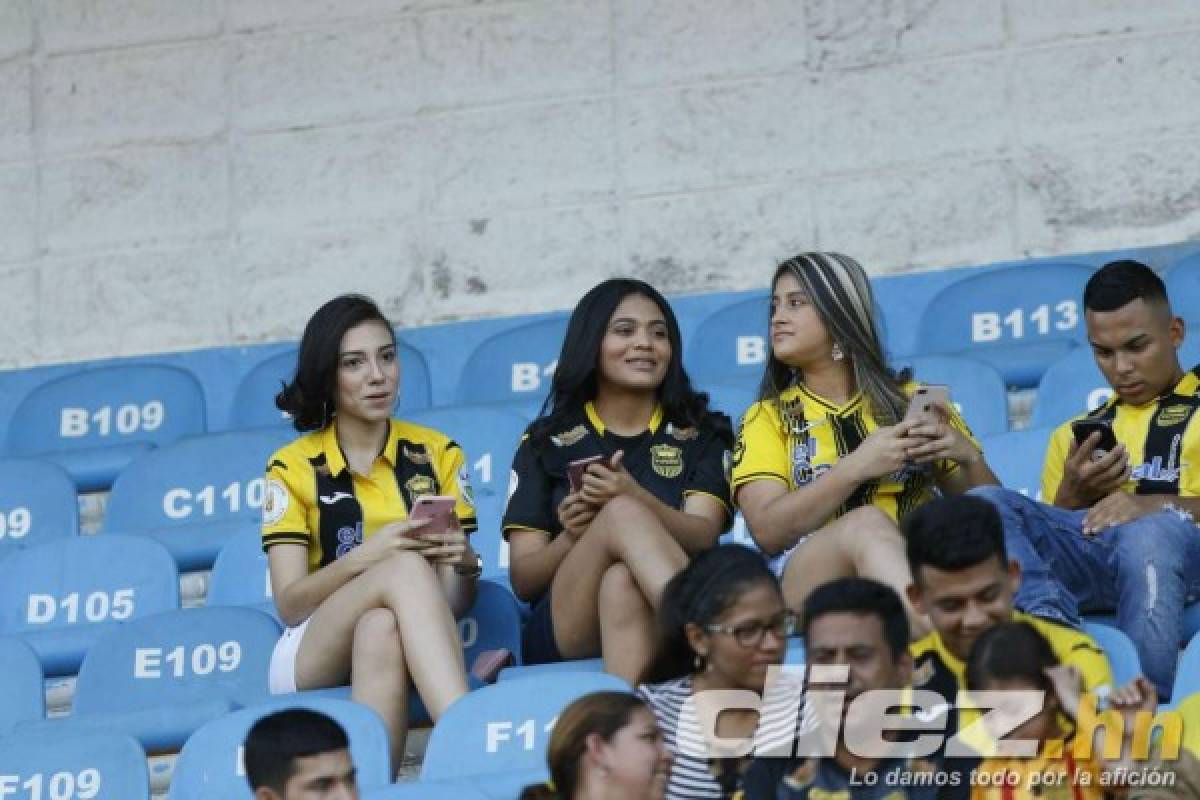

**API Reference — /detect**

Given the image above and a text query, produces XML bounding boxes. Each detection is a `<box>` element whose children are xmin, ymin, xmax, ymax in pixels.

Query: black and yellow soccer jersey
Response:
<box><xmin>731</xmin><ymin>382</ymin><xmax>978</xmax><ymax>525</ymax></box>
<box><xmin>502</xmin><ymin>402</ymin><xmax>733</xmax><ymax>541</ymax></box>
<box><xmin>909</xmin><ymin>612</ymin><xmax>1112</xmax><ymax>749</ymax></box>
<box><xmin>1042</xmin><ymin>365</ymin><xmax>1200</xmax><ymax>502</ymax></box>
<box><xmin>261</xmin><ymin>418</ymin><xmax>477</xmax><ymax>572</ymax></box>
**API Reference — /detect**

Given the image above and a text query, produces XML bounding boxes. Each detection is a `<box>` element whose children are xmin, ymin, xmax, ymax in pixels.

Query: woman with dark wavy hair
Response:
<box><xmin>504</xmin><ymin>279</ymin><xmax>734</xmax><ymax>681</ymax></box>
<box><xmin>262</xmin><ymin>294</ymin><xmax>481</xmax><ymax>771</ymax></box>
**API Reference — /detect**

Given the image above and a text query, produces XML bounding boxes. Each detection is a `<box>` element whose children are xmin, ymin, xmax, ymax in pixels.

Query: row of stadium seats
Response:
<box><xmin>2</xmin><ymin>254</ymin><xmax>1198</xmax><ymax>491</ymax></box>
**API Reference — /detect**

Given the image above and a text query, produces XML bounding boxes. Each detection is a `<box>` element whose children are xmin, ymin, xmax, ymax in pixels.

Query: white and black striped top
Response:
<box><xmin>637</xmin><ymin>675</ymin><xmax>814</xmax><ymax>800</ymax></box>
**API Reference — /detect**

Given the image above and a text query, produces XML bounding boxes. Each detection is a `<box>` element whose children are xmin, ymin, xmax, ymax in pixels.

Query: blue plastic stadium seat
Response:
<box><xmin>408</xmin><ymin>406</ymin><xmax>529</xmax><ymax>576</ymax></box>
<box><xmin>230</xmin><ymin>342</ymin><xmax>432</xmax><ymax>430</ymax></box>
<box><xmin>978</xmin><ymin>428</ymin><xmax>1054</xmax><ymax>501</ymax></box>
<box><xmin>168</xmin><ymin>697</ymin><xmax>390</xmax><ymax>800</ymax></box>
<box><xmin>1172</xmin><ymin>632</ymin><xmax>1200</xmax><ymax>708</ymax></box>
<box><xmin>366</xmin><ymin>781</ymin><xmax>496</xmax><ymax>799</ymax></box>
<box><xmin>0</xmin><ymin>536</ymin><xmax>179</xmax><ymax>676</ymax></box>
<box><xmin>701</xmin><ymin>380</ymin><xmax>758</xmax><ymax>427</ymax></box>
<box><xmin>684</xmin><ymin>294</ymin><xmax>769</xmax><ymax>386</ymax></box>
<box><xmin>5</xmin><ymin>364</ymin><xmax>207</xmax><ymax>491</ymax></box>
<box><xmin>907</xmin><ymin>355</ymin><xmax>1009</xmax><ymax>436</ymax></box>
<box><xmin>459</xmin><ymin>579</ymin><xmax>524</xmax><ymax>671</ymax></box>
<box><xmin>421</xmin><ymin>671</ymin><xmax>630</xmax><ymax>787</ymax></box>
<box><xmin>19</xmin><ymin>606</ymin><xmax>280</xmax><ymax>753</ymax></box>
<box><xmin>1080</xmin><ymin>621</ymin><xmax>1141</xmax><ymax>688</ymax></box>
<box><xmin>1033</xmin><ymin>338</ymin><xmax>1200</xmax><ymax>430</ymax></box>
<box><xmin>454</xmin><ymin>317</ymin><xmax>568</xmax><ymax>408</ymax></box>
<box><xmin>0</xmin><ymin>637</ymin><xmax>43</xmax><ymax>732</ymax></box>
<box><xmin>0</xmin><ymin>731</ymin><xmax>149</xmax><ymax>800</ymax></box>
<box><xmin>104</xmin><ymin>429</ymin><xmax>292</xmax><ymax>571</ymax></box>
<box><xmin>498</xmin><ymin>657</ymin><xmax>604</xmax><ymax>683</ymax></box>
<box><xmin>0</xmin><ymin>459</ymin><xmax>77</xmax><ymax>562</ymax></box>
<box><xmin>207</xmin><ymin>528</ymin><xmax>275</xmax><ymax>618</ymax></box>
<box><xmin>915</xmin><ymin>262</ymin><xmax>1096</xmax><ymax>388</ymax></box>
<box><xmin>1186</xmin><ymin>602</ymin><xmax>1200</xmax><ymax>643</ymax></box>
<box><xmin>1166</xmin><ymin>253</ymin><xmax>1200</xmax><ymax>322</ymax></box>
<box><xmin>786</xmin><ymin>637</ymin><xmax>806</xmax><ymax>666</ymax></box>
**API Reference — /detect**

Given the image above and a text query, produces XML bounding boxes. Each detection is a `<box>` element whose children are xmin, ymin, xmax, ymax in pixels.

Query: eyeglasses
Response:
<box><xmin>705</xmin><ymin>611</ymin><xmax>798</xmax><ymax>648</ymax></box>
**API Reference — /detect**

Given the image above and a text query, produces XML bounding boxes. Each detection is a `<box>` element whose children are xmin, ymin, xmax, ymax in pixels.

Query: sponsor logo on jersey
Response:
<box><xmin>402</xmin><ymin>444</ymin><xmax>431</xmax><ymax>464</ymax></box>
<box><xmin>1156</xmin><ymin>404</ymin><xmax>1193</xmax><ymax>428</ymax></box>
<box><xmin>335</xmin><ymin>522</ymin><xmax>363</xmax><ymax>559</ymax></box>
<box><xmin>319</xmin><ymin>491</ymin><xmax>354</xmax><ymax>505</ymax></box>
<box><xmin>667</xmin><ymin>423</ymin><xmax>699</xmax><ymax>441</ymax></box>
<box><xmin>551</xmin><ymin>424</ymin><xmax>588</xmax><ymax>447</ymax></box>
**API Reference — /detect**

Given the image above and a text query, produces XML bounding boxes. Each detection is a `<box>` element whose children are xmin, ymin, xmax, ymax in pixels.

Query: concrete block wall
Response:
<box><xmin>2</xmin><ymin>0</ymin><xmax>1200</xmax><ymax>368</ymax></box>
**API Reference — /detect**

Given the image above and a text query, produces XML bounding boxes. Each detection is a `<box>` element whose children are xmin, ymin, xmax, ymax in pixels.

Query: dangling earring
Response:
<box><xmin>830</xmin><ymin>342</ymin><xmax>845</xmax><ymax>361</ymax></box>
<box><xmin>320</xmin><ymin>400</ymin><xmax>331</xmax><ymax>429</ymax></box>
<box><xmin>694</xmin><ymin>653</ymin><xmax>707</xmax><ymax>671</ymax></box>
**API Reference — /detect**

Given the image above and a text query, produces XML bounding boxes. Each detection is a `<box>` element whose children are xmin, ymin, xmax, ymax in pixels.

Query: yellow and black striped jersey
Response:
<box><xmin>1043</xmin><ymin>366</ymin><xmax>1200</xmax><ymax>502</ymax></box>
<box><xmin>261</xmin><ymin>418</ymin><xmax>477</xmax><ymax>572</ymax></box>
<box><xmin>731</xmin><ymin>382</ymin><xmax>978</xmax><ymax>523</ymax></box>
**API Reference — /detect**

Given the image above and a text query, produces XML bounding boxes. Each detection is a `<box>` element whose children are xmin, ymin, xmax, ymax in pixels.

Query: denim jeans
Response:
<box><xmin>970</xmin><ymin>485</ymin><xmax>1200</xmax><ymax>700</ymax></box>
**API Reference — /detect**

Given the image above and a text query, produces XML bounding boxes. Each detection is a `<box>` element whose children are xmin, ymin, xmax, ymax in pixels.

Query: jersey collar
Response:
<box><xmin>584</xmin><ymin>401</ymin><xmax>664</xmax><ymax>436</ymax></box>
<box><xmin>319</xmin><ymin>419</ymin><xmax>399</xmax><ymax>477</ymax></box>
<box><xmin>793</xmin><ymin>384</ymin><xmax>864</xmax><ymax>416</ymax></box>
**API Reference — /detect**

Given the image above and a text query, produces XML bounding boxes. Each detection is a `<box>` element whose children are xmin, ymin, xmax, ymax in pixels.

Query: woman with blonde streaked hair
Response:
<box><xmin>732</xmin><ymin>252</ymin><xmax>999</xmax><ymax>637</ymax></box>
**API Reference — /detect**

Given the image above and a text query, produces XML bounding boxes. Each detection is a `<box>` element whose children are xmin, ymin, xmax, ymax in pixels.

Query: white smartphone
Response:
<box><xmin>903</xmin><ymin>384</ymin><xmax>950</xmax><ymax>427</ymax></box>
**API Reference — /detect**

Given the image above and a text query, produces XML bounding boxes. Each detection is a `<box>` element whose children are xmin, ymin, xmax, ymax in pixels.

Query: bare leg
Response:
<box><xmin>351</xmin><ymin>608</ymin><xmax>408</xmax><ymax>771</ymax></box>
<box><xmin>551</xmin><ymin>495</ymin><xmax>688</xmax><ymax>661</ymax></box>
<box><xmin>780</xmin><ymin>506</ymin><xmax>929</xmax><ymax>639</ymax></box>
<box><xmin>597</xmin><ymin>563</ymin><xmax>658</xmax><ymax>682</ymax></box>
<box><xmin>294</xmin><ymin>551</ymin><xmax>469</xmax><ymax>757</ymax></box>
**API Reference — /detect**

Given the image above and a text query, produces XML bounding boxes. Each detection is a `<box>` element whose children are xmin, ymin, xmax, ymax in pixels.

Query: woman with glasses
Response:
<box><xmin>638</xmin><ymin>544</ymin><xmax>806</xmax><ymax>800</ymax></box>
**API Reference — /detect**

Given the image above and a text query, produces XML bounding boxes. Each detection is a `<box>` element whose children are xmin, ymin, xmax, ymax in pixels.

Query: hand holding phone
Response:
<box><xmin>903</xmin><ymin>384</ymin><xmax>950</xmax><ymax>429</ymax></box>
<box><xmin>568</xmin><ymin>455</ymin><xmax>608</xmax><ymax>493</ymax></box>
<box><xmin>1070</xmin><ymin>419</ymin><xmax>1118</xmax><ymax>460</ymax></box>
<box><xmin>408</xmin><ymin>495</ymin><xmax>459</xmax><ymax>536</ymax></box>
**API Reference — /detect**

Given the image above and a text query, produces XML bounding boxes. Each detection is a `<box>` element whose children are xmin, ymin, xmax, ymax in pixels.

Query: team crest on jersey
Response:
<box><xmin>551</xmin><ymin>425</ymin><xmax>588</xmax><ymax>447</ymax></box>
<box><xmin>667</xmin><ymin>423</ymin><xmax>699</xmax><ymax>441</ymax></box>
<box><xmin>1156</xmin><ymin>404</ymin><xmax>1193</xmax><ymax>428</ymax></box>
<box><xmin>405</xmin><ymin>475</ymin><xmax>436</xmax><ymax>498</ymax></box>
<box><xmin>651</xmin><ymin>444</ymin><xmax>684</xmax><ymax>478</ymax></box>
<box><xmin>262</xmin><ymin>478</ymin><xmax>289</xmax><ymax>526</ymax></box>
<box><xmin>402</xmin><ymin>444</ymin><xmax>431</xmax><ymax>464</ymax></box>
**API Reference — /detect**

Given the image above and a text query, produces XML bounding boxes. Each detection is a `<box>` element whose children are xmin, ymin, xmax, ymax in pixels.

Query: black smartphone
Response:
<box><xmin>1070</xmin><ymin>419</ymin><xmax>1118</xmax><ymax>457</ymax></box>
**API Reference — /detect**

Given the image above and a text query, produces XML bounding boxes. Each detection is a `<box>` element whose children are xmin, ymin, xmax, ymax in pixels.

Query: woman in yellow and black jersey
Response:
<box><xmin>733</xmin><ymin>253</ymin><xmax>999</xmax><ymax>637</ymax></box>
<box><xmin>504</xmin><ymin>279</ymin><xmax>734</xmax><ymax>682</ymax></box>
<box><xmin>261</xmin><ymin>294</ymin><xmax>479</xmax><ymax>770</ymax></box>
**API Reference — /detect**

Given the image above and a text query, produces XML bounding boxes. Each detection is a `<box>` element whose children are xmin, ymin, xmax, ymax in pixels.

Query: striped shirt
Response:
<box><xmin>638</xmin><ymin>674</ymin><xmax>814</xmax><ymax>799</ymax></box>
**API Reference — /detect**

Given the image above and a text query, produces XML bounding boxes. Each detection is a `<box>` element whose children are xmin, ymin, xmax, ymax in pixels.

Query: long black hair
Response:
<box><xmin>641</xmin><ymin>544</ymin><xmax>781</xmax><ymax>684</ymax></box>
<box><xmin>529</xmin><ymin>279</ymin><xmax>718</xmax><ymax>447</ymax></box>
<box><xmin>758</xmin><ymin>253</ymin><xmax>909</xmax><ymax>425</ymax></box>
<box><xmin>275</xmin><ymin>294</ymin><xmax>395</xmax><ymax>432</ymax></box>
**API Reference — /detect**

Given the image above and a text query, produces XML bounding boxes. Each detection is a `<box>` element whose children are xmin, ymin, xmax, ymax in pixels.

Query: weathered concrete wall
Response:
<box><xmin>2</xmin><ymin>0</ymin><xmax>1199</xmax><ymax>367</ymax></box>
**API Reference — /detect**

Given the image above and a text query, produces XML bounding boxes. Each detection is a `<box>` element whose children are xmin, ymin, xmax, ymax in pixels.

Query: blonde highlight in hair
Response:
<box><xmin>758</xmin><ymin>252</ymin><xmax>909</xmax><ymax>425</ymax></box>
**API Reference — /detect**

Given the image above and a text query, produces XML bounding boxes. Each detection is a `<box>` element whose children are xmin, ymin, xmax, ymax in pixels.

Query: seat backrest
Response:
<box><xmin>1171</xmin><ymin>631</ymin><xmax>1200</xmax><ymax>707</ymax></box>
<box><xmin>0</xmin><ymin>536</ymin><xmax>179</xmax><ymax>637</ymax></box>
<box><xmin>408</xmin><ymin>406</ymin><xmax>529</xmax><ymax>574</ymax></box>
<box><xmin>1166</xmin><ymin>253</ymin><xmax>1200</xmax><ymax>321</ymax></box>
<box><xmin>421</xmin><ymin>672</ymin><xmax>630</xmax><ymax>781</ymax></box>
<box><xmin>1033</xmin><ymin>338</ymin><xmax>1200</xmax><ymax>429</ymax></box>
<box><xmin>72</xmin><ymin>606</ymin><xmax>280</xmax><ymax>716</ymax></box>
<box><xmin>231</xmin><ymin>343</ymin><xmax>432</xmax><ymax>430</ymax></box>
<box><xmin>915</xmin><ymin>262</ymin><xmax>1095</xmax><ymax>383</ymax></box>
<box><xmin>684</xmin><ymin>294</ymin><xmax>769</xmax><ymax>386</ymax></box>
<box><xmin>0</xmin><ymin>731</ymin><xmax>149</xmax><ymax>800</ymax></box>
<box><xmin>207</xmin><ymin>529</ymin><xmax>273</xmax><ymax>611</ymax></box>
<box><xmin>907</xmin><ymin>354</ymin><xmax>1010</xmax><ymax>437</ymax></box>
<box><xmin>1080</xmin><ymin>622</ymin><xmax>1140</xmax><ymax>688</ymax></box>
<box><xmin>700</xmin><ymin>380</ymin><xmax>758</xmax><ymax>427</ymax></box>
<box><xmin>168</xmin><ymin>697</ymin><xmax>390</xmax><ymax>800</ymax></box>
<box><xmin>105</xmin><ymin>429</ymin><xmax>291</xmax><ymax>534</ymax></box>
<box><xmin>366</xmin><ymin>781</ymin><xmax>493</xmax><ymax>799</ymax></box>
<box><xmin>458</xmin><ymin>580</ymin><xmax>523</xmax><ymax>668</ymax></box>
<box><xmin>978</xmin><ymin>428</ymin><xmax>1053</xmax><ymax>500</ymax></box>
<box><xmin>0</xmin><ymin>458</ymin><xmax>77</xmax><ymax>561</ymax></box>
<box><xmin>455</xmin><ymin>317</ymin><xmax>568</xmax><ymax>407</ymax></box>
<box><xmin>0</xmin><ymin>636</ymin><xmax>43</xmax><ymax>732</ymax></box>
<box><xmin>6</xmin><ymin>364</ymin><xmax>206</xmax><ymax>457</ymax></box>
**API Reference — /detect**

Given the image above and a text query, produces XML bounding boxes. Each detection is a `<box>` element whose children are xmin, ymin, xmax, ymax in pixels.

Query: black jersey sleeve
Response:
<box><xmin>683</xmin><ymin>413</ymin><xmax>734</xmax><ymax>518</ymax></box>
<box><xmin>501</xmin><ymin>433</ymin><xmax>559</xmax><ymax>539</ymax></box>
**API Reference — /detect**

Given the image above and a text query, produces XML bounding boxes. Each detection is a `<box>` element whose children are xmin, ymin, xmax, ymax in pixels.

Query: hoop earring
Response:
<box><xmin>830</xmin><ymin>343</ymin><xmax>845</xmax><ymax>361</ymax></box>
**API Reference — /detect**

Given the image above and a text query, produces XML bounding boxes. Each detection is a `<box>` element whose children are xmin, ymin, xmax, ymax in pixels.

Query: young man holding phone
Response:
<box><xmin>972</xmin><ymin>259</ymin><xmax>1200</xmax><ymax>701</ymax></box>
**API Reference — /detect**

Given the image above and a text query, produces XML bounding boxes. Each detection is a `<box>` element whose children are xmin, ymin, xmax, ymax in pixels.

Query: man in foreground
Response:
<box><xmin>244</xmin><ymin>708</ymin><xmax>359</xmax><ymax>800</ymax></box>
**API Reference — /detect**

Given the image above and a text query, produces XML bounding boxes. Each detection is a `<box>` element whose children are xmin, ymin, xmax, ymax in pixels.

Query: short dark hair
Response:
<box><xmin>244</xmin><ymin>708</ymin><xmax>350</xmax><ymax>792</ymax></box>
<box><xmin>275</xmin><ymin>294</ymin><xmax>395</xmax><ymax>432</ymax></box>
<box><xmin>1083</xmin><ymin>259</ymin><xmax>1169</xmax><ymax>313</ymax></box>
<box><xmin>903</xmin><ymin>494</ymin><xmax>1007</xmax><ymax>584</ymax></box>
<box><xmin>801</xmin><ymin>577</ymin><xmax>910</xmax><ymax>659</ymax></box>
<box><xmin>965</xmin><ymin>621</ymin><xmax>1058</xmax><ymax>694</ymax></box>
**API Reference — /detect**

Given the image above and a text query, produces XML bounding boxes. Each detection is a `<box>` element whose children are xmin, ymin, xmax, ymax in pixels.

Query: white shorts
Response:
<box><xmin>768</xmin><ymin>534</ymin><xmax>811</xmax><ymax>579</ymax></box>
<box><xmin>268</xmin><ymin>617</ymin><xmax>311</xmax><ymax>695</ymax></box>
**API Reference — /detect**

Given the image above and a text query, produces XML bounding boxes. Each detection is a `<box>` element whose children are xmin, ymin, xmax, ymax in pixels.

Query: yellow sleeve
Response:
<box><xmin>730</xmin><ymin>401</ymin><xmax>790</xmax><ymax>499</ymax></box>
<box><xmin>1040</xmin><ymin>423</ymin><xmax>1074</xmax><ymax>504</ymax></box>
<box><xmin>261</xmin><ymin>446</ymin><xmax>313</xmax><ymax>550</ymax></box>
<box><xmin>1067</xmin><ymin>635</ymin><xmax>1114</xmax><ymax>693</ymax></box>
<box><xmin>436</xmin><ymin>439</ymin><xmax>479</xmax><ymax>533</ymax></box>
